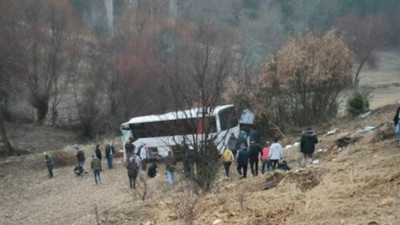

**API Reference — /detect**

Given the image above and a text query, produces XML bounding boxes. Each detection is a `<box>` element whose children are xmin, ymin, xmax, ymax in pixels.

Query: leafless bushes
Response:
<box><xmin>130</xmin><ymin>174</ymin><xmax>153</xmax><ymax>201</ymax></box>
<box><xmin>167</xmin><ymin>180</ymin><xmax>202</xmax><ymax>225</ymax></box>
<box><xmin>225</xmin><ymin>30</ymin><xmax>354</xmax><ymax>131</ymax></box>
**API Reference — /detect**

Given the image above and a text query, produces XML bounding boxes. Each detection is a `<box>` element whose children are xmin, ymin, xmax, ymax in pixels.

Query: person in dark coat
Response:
<box><xmin>147</xmin><ymin>162</ymin><xmax>157</xmax><ymax>178</ymax></box>
<box><xmin>182</xmin><ymin>141</ymin><xmax>195</xmax><ymax>178</ymax></box>
<box><xmin>249</xmin><ymin>141</ymin><xmax>262</xmax><ymax>176</ymax></box>
<box><xmin>249</xmin><ymin>127</ymin><xmax>261</xmax><ymax>145</ymax></box>
<box><xmin>95</xmin><ymin>145</ymin><xmax>102</xmax><ymax>161</ymax></box>
<box><xmin>300</xmin><ymin>128</ymin><xmax>318</xmax><ymax>165</ymax></box>
<box><xmin>236</xmin><ymin>143</ymin><xmax>249</xmax><ymax>179</ymax></box>
<box><xmin>105</xmin><ymin>143</ymin><xmax>116</xmax><ymax>169</ymax></box>
<box><xmin>74</xmin><ymin>164</ymin><xmax>83</xmax><ymax>176</ymax></box>
<box><xmin>125</xmin><ymin>140</ymin><xmax>135</xmax><ymax>162</ymax></box>
<box><xmin>44</xmin><ymin>152</ymin><xmax>54</xmax><ymax>178</ymax></box>
<box><xmin>393</xmin><ymin>106</ymin><xmax>400</xmax><ymax>147</ymax></box>
<box><xmin>227</xmin><ymin>133</ymin><xmax>238</xmax><ymax>156</ymax></box>
<box><xmin>127</xmin><ymin>155</ymin><xmax>139</xmax><ymax>189</ymax></box>
<box><xmin>236</xmin><ymin>131</ymin><xmax>248</xmax><ymax>151</ymax></box>
<box><xmin>76</xmin><ymin>148</ymin><xmax>88</xmax><ymax>173</ymax></box>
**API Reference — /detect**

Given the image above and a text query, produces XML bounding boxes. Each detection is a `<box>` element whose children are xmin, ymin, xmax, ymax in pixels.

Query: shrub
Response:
<box><xmin>253</xmin><ymin>30</ymin><xmax>354</xmax><ymax>128</ymax></box>
<box><xmin>346</xmin><ymin>90</ymin><xmax>369</xmax><ymax>116</ymax></box>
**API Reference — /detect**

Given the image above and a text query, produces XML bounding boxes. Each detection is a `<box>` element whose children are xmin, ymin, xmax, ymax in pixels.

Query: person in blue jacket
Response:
<box><xmin>236</xmin><ymin>143</ymin><xmax>249</xmax><ymax>179</ymax></box>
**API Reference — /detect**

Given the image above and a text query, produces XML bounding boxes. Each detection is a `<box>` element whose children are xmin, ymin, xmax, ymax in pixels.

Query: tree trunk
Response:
<box><xmin>36</xmin><ymin>100</ymin><xmax>49</xmax><ymax>123</ymax></box>
<box><xmin>0</xmin><ymin>109</ymin><xmax>13</xmax><ymax>155</ymax></box>
<box><xmin>353</xmin><ymin>49</ymin><xmax>372</xmax><ymax>89</ymax></box>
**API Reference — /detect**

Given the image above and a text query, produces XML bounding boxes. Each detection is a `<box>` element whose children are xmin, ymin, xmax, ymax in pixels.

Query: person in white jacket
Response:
<box><xmin>138</xmin><ymin>143</ymin><xmax>148</xmax><ymax>171</ymax></box>
<box><xmin>268</xmin><ymin>139</ymin><xmax>283</xmax><ymax>170</ymax></box>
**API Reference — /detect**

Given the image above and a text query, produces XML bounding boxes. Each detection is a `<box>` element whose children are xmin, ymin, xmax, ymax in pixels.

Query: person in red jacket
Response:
<box><xmin>260</xmin><ymin>141</ymin><xmax>270</xmax><ymax>174</ymax></box>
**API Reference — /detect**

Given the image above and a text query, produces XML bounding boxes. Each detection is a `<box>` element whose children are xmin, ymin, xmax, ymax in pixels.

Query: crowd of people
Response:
<box><xmin>221</xmin><ymin>127</ymin><xmax>318</xmax><ymax>179</ymax></box>
<box><xmin>40</xmin><ymin>107</ymin><xmax>400</xmax><ymax>191</ymax></box>
<box><xmin>43</xmin><ymin>127</ymin><xmax>320</xmax><ymax>188</ymax></box>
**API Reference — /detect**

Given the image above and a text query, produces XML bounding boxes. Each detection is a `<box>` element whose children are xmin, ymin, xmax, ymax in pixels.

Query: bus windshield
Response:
<box><xmin>218</xmin><ymin>106</ymin><xmax>238</xmax><ymax>130</ymax></box>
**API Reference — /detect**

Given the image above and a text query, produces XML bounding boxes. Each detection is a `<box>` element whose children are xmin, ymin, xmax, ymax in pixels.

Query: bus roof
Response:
<box><xmin>121</xmin><ymin>104</ymin><xmax>234</xmax><ymax>127</ymax></box>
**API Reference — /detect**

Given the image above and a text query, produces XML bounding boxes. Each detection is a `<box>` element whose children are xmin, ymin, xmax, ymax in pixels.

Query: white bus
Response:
<box><xmin>120</xmin><ymin>104</ymin><xmax>240</xmax><ymax>160</ymax></box>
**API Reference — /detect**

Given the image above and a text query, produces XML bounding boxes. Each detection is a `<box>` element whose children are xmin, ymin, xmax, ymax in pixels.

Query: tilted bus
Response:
<box><xmin>120</xmin><ymin>104</ymin><xmax>240</xmax><ymax>160</ymax></box>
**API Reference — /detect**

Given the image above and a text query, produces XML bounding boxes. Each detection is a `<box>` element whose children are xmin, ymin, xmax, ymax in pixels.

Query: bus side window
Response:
<box><xmin>197</xmin><ymin>118</ymin><xmax>216</xmax><ymax>134</ymax></box>
<box><xmin>197</xmin><ymin>119</ymin><xmax>207</xmax><ymax>134</ymax></box>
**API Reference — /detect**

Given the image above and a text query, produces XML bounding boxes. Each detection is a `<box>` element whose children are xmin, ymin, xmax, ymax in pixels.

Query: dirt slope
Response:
<box><xmin>1</xmin><ymin>104</ymin><xmax>400</xmax><ymax>225</ymax></box>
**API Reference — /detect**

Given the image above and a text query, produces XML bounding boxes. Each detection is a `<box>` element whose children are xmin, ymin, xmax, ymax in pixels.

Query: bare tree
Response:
<box><xmin>337</xmin><ymin>14</ymin><xmax>389</xmax><ymax>88</ymax></box>
<box><xmin>14</xmin><ymin>0</ymin><xmax>77</xmax><ymax>123</ymax></box>
<box><xmin>0</xmin><ymin>0</ymin><xmax>22</xmax><ymax>155</ymax></box>
<box><xmin>163</xmin><ymin>23</ymin><xmax>236</xmax><ymax>191</ymax></box>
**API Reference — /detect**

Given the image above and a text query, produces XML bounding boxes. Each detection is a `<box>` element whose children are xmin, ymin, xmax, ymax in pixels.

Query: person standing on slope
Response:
<box><xmin>227</xmin><ymin>133</ymin><xmax>238</xmax><ymax>157</ymax></box>
<box><xmin>393</xmin><ymin>106</ymin><xmax>400</xmax><ymax>147</ymax></box>
<box><xmin>138</xmin><ymin>142</ymin><xmax>148</xmax><ymax>171</ymax></box>
<box><xmin>221</xmin><ymin>146</ymin><xmax>234</xmax><ymax>177</ymax></box>
<box><xmin>268</xmin><ymin>139</ymin><xmax>283</xmax><ymax>170</ymax></box>
<box><xmin>249</xmin><ymin>140</ymin><xmax>262</xmax><ymax>177</ymax></box>
<box><xmin>44</xmin><ymin>152</ymin><xmax>54</xmax><ymax>178</ymax></box>
<box><xmin>300</xmin><ymin>128</ymin><xmax>319</xmax><ymax>165</ymax></box>
<box><xmin>76</xmin><ymin>147</ymin><xmax>88</xmax><ymax>173</ymax></box>
<box><xmin>260</xmin><ymin>141</ymin><xmax>271</xmax><ymax>174</ymax></box>
<box><xmin>127</xmin><ymin>155</ymin><xmax>139</xmax><ymax>189</ymax></box>
<box><xmin>91</xmin><ymin>155</ymin><xmax>102</xmax><ymax>184</ymax></box>
<box><xmin>105</xmin><ymin>143</ymin><xmax>116</xmax><ymax>169</ymax></box>
<box><xmin>165</xmin><ymin>151</ymin><xmax>176</xmax><ymax>185</ymax></box>
<box><xmin>236</xmin><ymin>143</ymin><xmax>249</xmax><ymax>179</ymax></box>
<box><xmin>95</xmin><ymin>144</ymin><xmax>102</xmax><ymax>162</ymax></box>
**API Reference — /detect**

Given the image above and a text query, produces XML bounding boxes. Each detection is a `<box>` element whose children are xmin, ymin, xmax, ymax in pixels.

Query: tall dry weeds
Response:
<box><xmin>167</xmin><ymin>179</ymin><xmax>202</xmax><ymax>225</ymax></box>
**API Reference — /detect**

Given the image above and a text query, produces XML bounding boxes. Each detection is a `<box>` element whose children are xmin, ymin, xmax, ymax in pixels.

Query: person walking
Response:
<box><xmin>127</xmin><ymin>155</ymin><xmax>139</xmax><ymax>189</ymax></box>
<box><xmin>44</xmin><ymin>152</ymin><xmax>54</xmax><ymax>178</ymax></box>
<box><xmin>268</xmin><ymin>139</ymin><xmax>283</xmax><ymax>170</ymax></box>
<box><xmin>105</xmin><ymin>143</ymin><xmax>116</xmax><ymax>169</ymax></box>
<box><xmin>236</xmin><ymin>143</ymin><xmax>249</xmax><ymax>179</ymax></box>
<box><xmin>249</xmin><ymin>141</ymin><xmax>262</xmax><ymax>176</ymax></box>
<box><xmin>394</xmin><ymin>106</ymin><xmax>400</xmax><ymax>147</ymax></box>
<box><xmin>165</xmin><ymin>151</ymin><xmax>176</xmax><ymax>185</ymax></box>
<box><xmin>95</xmin><ymin>145</ymin><xmax>102</xmax><ymax>162</ymax></box>
<box><xmin>221</xmin><ymin>146</ymin><xmax>234</xmax><ymax>177</ymax></box>
<box><xmin>76</xmin><ymin>147</ymin><xmax>88</xmax><ymax>173</ymax></box>
<box><xmin>300</xmin><ymin>128</ymin><xmax>319</xmax><ymax>165</ymax></box>
<box><xmin>261</xmin><ymin>141</ymin><xmax>271</xmax><ymax>174</ymax></box>
<box><xmin>90</xmin><ymin>155</ymin><xmax>102</xmax><ymax>184</ymax></box>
